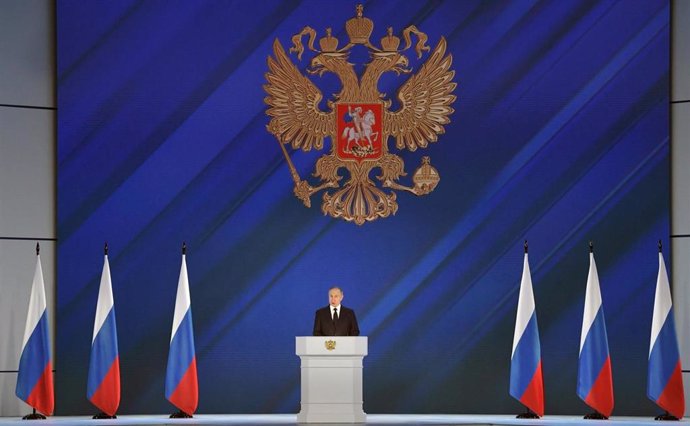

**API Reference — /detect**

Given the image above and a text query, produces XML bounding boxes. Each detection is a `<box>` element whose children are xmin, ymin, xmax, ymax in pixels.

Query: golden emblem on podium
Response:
<box><xmin>264</xmin><ymin>4</ymin><xmax>456</xmax><ymax>225</ymax></box>
<box><xmin>325</xmin><ymin>340</ymin><xmax>336</xmax><ymax>351</ymax></box>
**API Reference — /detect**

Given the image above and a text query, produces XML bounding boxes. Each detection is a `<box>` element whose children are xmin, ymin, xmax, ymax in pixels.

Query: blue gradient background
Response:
<box><xmin>56</xmin><ymin>0</ymin><xmax>670</xmax><ymax>416</ymax></box>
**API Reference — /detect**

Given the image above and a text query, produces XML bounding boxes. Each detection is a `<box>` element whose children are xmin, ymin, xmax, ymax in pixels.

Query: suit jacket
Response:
<box><xmin>312</xmin><ymin>305</ymin><xmax>360</xmax><ymax>336</ymax></box>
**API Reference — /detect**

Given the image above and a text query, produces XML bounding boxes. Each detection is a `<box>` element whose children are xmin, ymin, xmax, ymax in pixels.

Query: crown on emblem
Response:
<box><xmin>345</xmin><ymin>4</ymin><xmax>373</xmax><ymax>45</ymax></box>
<box><xmin>319</xmin><ymin>28</ymin><xmax>339</xmax><ymax>52</ymax></box>
<box><xmin>381</xmin><ymin>27</ymin><xmax>400</xmax><ymax>51</ymax></box>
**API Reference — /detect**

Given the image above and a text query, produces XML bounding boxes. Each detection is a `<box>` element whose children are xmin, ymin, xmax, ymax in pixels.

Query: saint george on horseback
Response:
<box><xmin>342</xmin><ymin>105</ymin><xmax>378</xmax><ymax>154</ymax></box>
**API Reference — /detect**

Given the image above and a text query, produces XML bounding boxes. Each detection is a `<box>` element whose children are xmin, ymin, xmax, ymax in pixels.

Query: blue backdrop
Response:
<box><xmin>56</xmin><ymin>0</ymin><xmax>670</xmax><ymax>416</ymax></box>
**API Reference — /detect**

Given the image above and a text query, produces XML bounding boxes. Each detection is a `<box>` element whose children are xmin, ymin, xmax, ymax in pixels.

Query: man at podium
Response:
<box><xmin>313</xmin><ymin>286</ymin><xmax>360</xmax><ymax>336</ymax></box>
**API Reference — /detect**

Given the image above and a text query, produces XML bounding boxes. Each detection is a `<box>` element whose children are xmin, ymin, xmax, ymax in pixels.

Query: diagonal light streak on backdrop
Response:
<box><xmin>359</xmin><ymin>4</ymin><xmax>669</xmax><ymax>337</ymax></box>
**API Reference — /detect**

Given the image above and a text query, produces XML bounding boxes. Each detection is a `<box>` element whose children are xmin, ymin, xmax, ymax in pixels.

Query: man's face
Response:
<box><xmin>329</xmin><ymin>289</ymin><xmax>343</xmax><ymax>307</ymax></box>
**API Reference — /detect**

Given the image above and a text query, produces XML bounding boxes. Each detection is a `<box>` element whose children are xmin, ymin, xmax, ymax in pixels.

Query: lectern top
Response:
<box><xmin>296</xmin><ymin>336</ymin><xmax>368</xmax><ymax>356</ymax></box>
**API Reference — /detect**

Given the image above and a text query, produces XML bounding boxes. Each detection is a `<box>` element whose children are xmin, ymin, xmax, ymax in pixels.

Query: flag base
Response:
<box><xmin>516</xmin><ymin>409</ymin><xmax>540</xmax><ymax>419</ymax></box>
<box><xmin>92</xmin><ymin>413</ymin><xmax>117</xmax><ymax>419</ymax></box>
<box><xmin>22</xmin><ymin>409</ymin><xmax>46</xmax><ymax>420</ymax></box>
<box><xmin>170</xmin><ymin>410</ymin><xmax>193</xmax><ymax>418</ymax></box>
<box><xmin>584</xmin><ymin>411</ymin><xmax>608</xmax><ymax>420</ymax></box>
<box><xmin>654</xmin><ymin>412</ymin><xmax>680</xmax><ymax>421</ymax></box>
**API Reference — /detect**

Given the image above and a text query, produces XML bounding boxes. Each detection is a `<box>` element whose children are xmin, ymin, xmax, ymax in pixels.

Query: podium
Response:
<box><xmin>296</xmin><ymin>336</ymin><xmax>367</xmax><ymax>423</ymax></box>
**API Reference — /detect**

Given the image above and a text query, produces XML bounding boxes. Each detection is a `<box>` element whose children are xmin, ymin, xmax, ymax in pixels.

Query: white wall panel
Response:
<box><xmin>0</xmin><ymin>108</ymin><xmax>55</xmax><ymax>238</ymax></box>
<box><xmin>0</xmin><ymin>0</ymin><xmax>55</xmax><ymax>107</ymax></box>
<box><xmin>0</xmin><ymin>0</ymin><xmax>56</xmax><ymax>418</ymax></box>
<box><xmin>0</xmin><ymin>373</ymin><xmax>28</xmax><ymax>417</ymax></box>
<box><xmin>684</xmin><ymin>373</ymin><xmax>690</xmax><ymax>420</ymax></box>
<box><xmin>673</xmin><ymin>0</ymin><xmax>690</xmax><ymax>102</ymax></box>
<box><xmin>671</xmin><ymin>102</ymin><xmax>690</xmax><ymax>235</ymax></box>
<box><xmin>671</xmin><ymin>0</ymin><xmax>689</xmax><ymax>417</ymax></box>
<box><xmin>672</xmin><ymin>238</ymin><xmax>690</xmax><ymax>368</ymax></box>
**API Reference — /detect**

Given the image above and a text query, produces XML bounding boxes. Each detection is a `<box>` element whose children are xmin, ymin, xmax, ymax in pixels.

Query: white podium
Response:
<box><xmin>295</xmin><ymin>336</ymin><xmax>367</xmax><ymax>423</ymax></box>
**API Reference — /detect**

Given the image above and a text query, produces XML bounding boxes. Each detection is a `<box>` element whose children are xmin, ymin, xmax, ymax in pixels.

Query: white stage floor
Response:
<box><xmin>0</xmin><ymin>414</ymin><xmax>686</xmax><ymax>426</ymax></box>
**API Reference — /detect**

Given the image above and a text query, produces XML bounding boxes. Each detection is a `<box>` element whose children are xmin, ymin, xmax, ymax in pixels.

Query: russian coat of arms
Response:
<box><xmin>264</xmin><ymin>4</ymin><xmax>456</xmax><ymax>225</ymax></box>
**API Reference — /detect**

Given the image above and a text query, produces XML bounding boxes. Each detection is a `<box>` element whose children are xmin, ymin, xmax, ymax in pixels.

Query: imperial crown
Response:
<box><xmin>380</xmin><ymin>27</ymin><xmax>400</xmax><ymax>52</ymax></box>
<box><xmin>345</xmin><ymin>4</ymin><xmax>373</xmax><ymax>45</ymax></box>
<box><xmin>319</xmin><ymin>28</ymin><xmax>338</xmax><ymax>52</ymax></box>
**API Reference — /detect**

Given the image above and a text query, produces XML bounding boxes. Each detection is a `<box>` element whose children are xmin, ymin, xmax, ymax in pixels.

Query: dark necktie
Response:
<box><xmin>333</xmin><ymin>308</ymin><xmax>338</xmax><ymax>322</ymax></box>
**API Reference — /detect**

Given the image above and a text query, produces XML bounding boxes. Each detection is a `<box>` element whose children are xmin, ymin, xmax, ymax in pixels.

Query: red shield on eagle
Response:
<box><xmin>336</xmin><ymin>103</ymin><xmax>383</xmax><ymax>162</ymax></box>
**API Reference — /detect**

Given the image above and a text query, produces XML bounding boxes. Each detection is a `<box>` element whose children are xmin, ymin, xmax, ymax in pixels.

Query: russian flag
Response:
<box><xmin>165</xmin><ymin>248</ymin><xmax>198</xmax><ymax>416</ymax></box>
<box><xmin>87</xmin><ymin>251</ymin><xmax>120</xmax><ymax>416</ymax></box>
<box><xmin>509</xmin><ymin>249</ymin><xmax>544</xmax><ymax>417</ymax></box>
<box><xmin>577</xmin><ymin>250</ymin><xmax>614</xmax><ymax>418</ymax></box>
<box><xmin>15</xmin><ymin>249</ymin><xmax>54</xmax><ymax>416</ymax></box>
<box><xmin>648</xmin><ymin>250</ymin><xmax>684</xmax><ymax>419</ymax></box>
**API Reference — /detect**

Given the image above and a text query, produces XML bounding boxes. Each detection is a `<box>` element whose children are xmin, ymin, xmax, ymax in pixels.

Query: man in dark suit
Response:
<box><xmin>313</xmin><ymin>286</ymin><xmax>360</xmax><ymax>336</ymax></box>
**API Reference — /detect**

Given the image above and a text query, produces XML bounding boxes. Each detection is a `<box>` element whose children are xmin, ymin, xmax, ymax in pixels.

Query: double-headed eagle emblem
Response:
<box><xmin>264</xmin><ymin>5</ymin><xmax>456</xmax><ymax>225</ymax></box>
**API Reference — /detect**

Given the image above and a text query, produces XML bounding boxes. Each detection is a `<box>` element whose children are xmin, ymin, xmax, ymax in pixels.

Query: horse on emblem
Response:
<box><xmin>342</xmin><ymin>108</ymin><xmax>378</xmax><ymax>154</ymax></box>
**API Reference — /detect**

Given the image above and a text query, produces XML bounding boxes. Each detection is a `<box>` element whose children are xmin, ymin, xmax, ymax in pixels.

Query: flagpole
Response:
<box><xmin>584</xmin><ymin>242</ymin><xmax>601</xmax><ymax>420</ymax></box>
<box><xmin>516</xmin><ymin>242</ymin><xmax>539</xmax><ymax>420</ymax></box>
<box><xmin>650</xmin><ymin>239</ymin><xmax>684</xmax><ymax>421</ymax></box>
<box><xmin>20</xmin><ymin>243</ymin><xmax>50</xmax><ymax>420</ymax></box>
<box><xmin>581</xmin><ymin>241</ymin><xmax>610</xmax><ymax>420</ymax></box>
<box><xmin>92</xmin><ymin>242</ymin><xmax>116</xmax><ymax>419</ymax></box>
<box><xmin>583</xmin><ymin>411</ymin><xmax>607</xmax><ymax>420</ymax></box>
<box><xmin>169</xmin><ymin>245</ymin><xmax>193</xmax><ymax>419</ymax></box>
<box><xmin>90</xmin><ymin>242</ymin><xmax>119</xmax><ymax>419</ymax></box>
<box><xmin>654</xmin><ymin>411</ymin><xmax>677</xmax><ymax>421</ymax></box>
<box><xmin>92</xmin><ymin>243</ymin><xmax>116</xmax><ymax>419</ymax></box>
<box><xmin>511</xmin><ymin>240</ymin><xmax>543</xmax><ymax>419</ymax></box>
<box><xmin>22</xmin><ymin>407</ymin><xmax>46</xmax><ymax>420</ymax></box>
<box><xmin>22</xmin><ymin>245</ymin><xmax>46</xmax><ymax>419</ymax></box>
<box><xmin>170</xmin><ymin>241</ymin><xmax>194</xmax><ymax>419</ymax></box>
<box><xmin>517</xmin><ymin>408</ymin><xmax>539</xmax><ymax>419</ymax></box>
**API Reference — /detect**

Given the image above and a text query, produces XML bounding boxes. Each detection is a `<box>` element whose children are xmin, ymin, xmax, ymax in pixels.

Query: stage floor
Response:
<box><xmin>0</xmin><ymin>414</ymin><xmax>686</xmax><ymax>426</ymax></box>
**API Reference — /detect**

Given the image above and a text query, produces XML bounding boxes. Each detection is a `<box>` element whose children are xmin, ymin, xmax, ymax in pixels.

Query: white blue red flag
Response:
<box><xmin>87</xmin><ymin>253</ymin><xmax>120</xmax><ymax>416</ymax></box>
<box><xmin>165</xmin><ymin>250</ymin><xmax>199</xmax><ymax>415</ymax></box>
<box><xmin>509</xmin><ymin>250</ymin><xmax>544</xmax><ymax>416</ymax></box>
<box><xmin>16</xmin><ymin>250</ymin><xmax>54</xmax><ymax>415</ymax></box>
<box><xmin>648</xmin><ymin>250</ymin><xmax>684</xmax><ymax>418</ymax></box>
<box><xmin>577</xmin><ymin>251</ymin><xmax>614</xmax><ymax>417</ymax></box>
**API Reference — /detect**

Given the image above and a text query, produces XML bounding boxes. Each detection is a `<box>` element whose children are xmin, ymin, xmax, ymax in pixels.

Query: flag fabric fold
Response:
<box><xmin>87</xmin><ymin>254</ymin><xmax>121</xmax><ymax>416</ymax></box>
<box><xmin>648</xmin><ymin>251</ymin><xmax>684</xmax><ymax>418</ymax></box>
<box><xmin>509</xmin><ymin>252</ymin><xmax>544</xmax><ymax>416</ymax></box>
<box><xmin>165</xmin><ymin>252</ymin><xmax>199</xmax><ymax>415</ymax></box>
<box><xmin>577</xmin><ymin>252</ymin><xmax>614</xmax><ymax>417</ymax></box>
<box><xmin>16</xmin><ymin>253</ymin><xmax>54</xmax><ymax>416</ymax></box>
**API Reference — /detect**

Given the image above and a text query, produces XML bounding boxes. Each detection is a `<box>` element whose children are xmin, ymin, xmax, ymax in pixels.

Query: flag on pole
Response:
<box><xmin>16</xmin><ymin>245</ymin><xmax>54</xmax><ymax>416</ymax></box>
<box><xmin>87</xmin><ymin>247</ymin><xmax>120</xmax><ymax>416</ymax></box>
<box><xmin>165</xmin><ymin>244</ymin><xmax>198</xmax><ymax>415</ymax></box>
<box><xmin>648</xmin><ymin>247</ymin><xmax>684</xmax><ymax>419</ymax></box>
<box><xmin>577</xmin><ymin>247</ymin><xmax>614</xmax><ymax>418</ymax></box>
<box><xmin>509</xmin><ymin>245</ymin><xmax>544</xmax><ymax>416</ymax></box>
